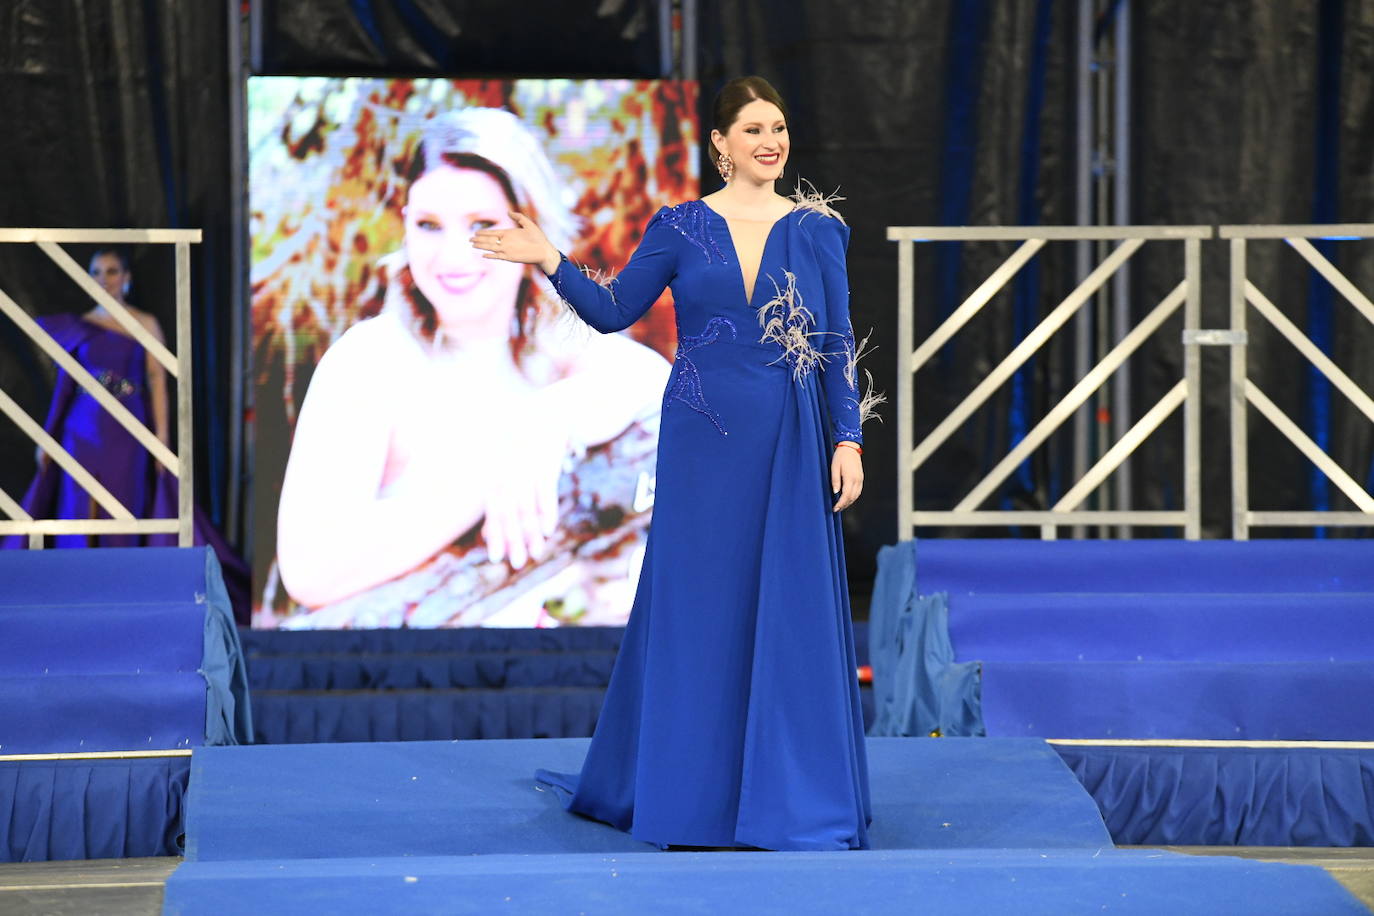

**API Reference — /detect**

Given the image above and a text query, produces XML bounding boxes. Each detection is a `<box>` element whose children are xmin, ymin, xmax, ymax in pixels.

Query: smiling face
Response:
<box><xmin>89</xmin><ymin>253</ymin><xmax>130</xmax><ymax>303</ymax></box>
<box><xmin>403</xmin><ymin>164</ymin><xmax>525</xmax><ymax>341</ymax></box>
<box><xmin>712</xmin><ymin>98</ymin><xmax>789</xmax><ymax>185</ymax></box>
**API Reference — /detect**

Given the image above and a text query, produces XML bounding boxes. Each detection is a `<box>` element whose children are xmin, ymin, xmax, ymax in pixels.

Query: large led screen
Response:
<box><xmin>249</xmin><ymin>77</ymin><xmax>698</xmax><ymax>628</ymax></box>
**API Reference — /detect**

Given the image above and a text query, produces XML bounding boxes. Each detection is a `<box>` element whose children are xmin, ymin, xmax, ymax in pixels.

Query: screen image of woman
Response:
<box><xmin>273</xmin><ymin>107</ymin><xmax>671</xmax><ymax>629</ymax></box>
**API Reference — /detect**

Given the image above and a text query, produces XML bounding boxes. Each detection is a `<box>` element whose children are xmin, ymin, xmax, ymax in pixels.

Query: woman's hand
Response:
<box><xmin>478</xmin><ymin>390</ymin><xmax>574</xmax><ymax>570</ymax></box>
<box><xmin>471</xmin><ymin>211</ymin><xmax>561</xmax><ymax>275</ymax></box>
<box><xmin>831</xmin><ymin>443</ymin><xmax>863</xmax><ymax>512</ymax></box>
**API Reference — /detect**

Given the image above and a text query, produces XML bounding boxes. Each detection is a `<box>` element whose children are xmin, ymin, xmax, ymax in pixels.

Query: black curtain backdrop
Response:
<box><xmin>2</xmin><ymin>0</ymin><xmax>1371</xmax><ymax>584</ymax></box>
<box><xmin>0</xmin><ymin>0</ymin><xmax>234</xmax><ymax>527</ymax></box>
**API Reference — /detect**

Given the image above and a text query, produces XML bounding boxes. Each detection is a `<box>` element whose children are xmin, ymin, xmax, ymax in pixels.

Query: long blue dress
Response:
<box><xmin>536</xmin><ymin>197</ymin><xmax>872</xmax><ymax>851</ymax></box>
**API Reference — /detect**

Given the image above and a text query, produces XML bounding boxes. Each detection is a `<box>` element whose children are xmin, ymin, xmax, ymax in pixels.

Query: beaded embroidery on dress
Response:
<box><xmin>668</xmin><ymin>315</ymin><xmax>737</xmax><ymax>436</ymax></box>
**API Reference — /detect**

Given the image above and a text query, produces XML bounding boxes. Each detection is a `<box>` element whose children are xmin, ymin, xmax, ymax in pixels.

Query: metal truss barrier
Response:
<box><xmin>890</xmin><ymin>224</ymin><xmax>1374</xmax><ymax>540</ymax></box>
<box><xmin>1222</xmin><ymin>224</ymin><xmax>1374</xmax><ymax>539</ymax></box>
<box><xmin>0</xmin><ymin>229</ymin><xmax>200</xmax><ymax>548</ymax></box>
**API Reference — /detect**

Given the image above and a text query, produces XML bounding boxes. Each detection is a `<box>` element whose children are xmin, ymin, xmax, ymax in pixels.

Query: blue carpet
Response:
<box><xmin>184</xmin><ymin>737</ymin><xmax>1112</xmax><ymax>861</ymax></box>
<box><xmin>162</xmin><ymin>848</ymin><xmax>1367</xmax><ymax>915</ymax></box>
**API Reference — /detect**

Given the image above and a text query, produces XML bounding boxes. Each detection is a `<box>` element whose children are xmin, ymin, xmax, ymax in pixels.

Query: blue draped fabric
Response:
<box><xmin>201</xmin><ymin>549</ymin><xmax>253</xmax><ymax>746</ymax></box>
<box><xmin>867</xmin><ymin>544</ymin><xmax>982</xmax><ymax>737</ymax></box>
<box><xmin>250</xmin><ymin>687</ymin><xmax>605</xmax><ymax>744</ymax></box>
<box><xmin>1056</xmin><ymin>744</ymin><xmax>1374</xmax><ymax>847</ymax></box>
<box><xmin>238</xmin><ymin>626</ymin><xmax>627</xmax><ymax>656</ymax></box>
<box><xmin>247</xmin><ymin>650</ymin><xmax>618</xmax><ymax>691</ymax></box>
<box><xmin>0</xmin><ymin>756</ymin><xmax>189</xmax><ymax>862</ymax></box>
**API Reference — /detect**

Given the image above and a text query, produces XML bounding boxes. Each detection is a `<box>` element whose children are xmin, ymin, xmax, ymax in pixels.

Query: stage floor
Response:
<box><xmin>183</xmin><ymin>736</ymin><xmax>1114</xmax><ymax>859</ymax></box>
<box><xmin>4</xmin><ymin>848</ymin><xmax>1372</xmax><ymax>916</ymax></box>
<box><xmin>5</xmin><ymin>737</ymin><xmax>1367</xmax><ymax>914</ymax></box>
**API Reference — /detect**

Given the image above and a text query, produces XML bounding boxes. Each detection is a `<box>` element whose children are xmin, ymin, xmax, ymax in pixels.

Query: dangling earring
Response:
<box><xmin>716</xmin><ymin>152</ymin><xmax>734</xmax><ymax>182</ymax></box>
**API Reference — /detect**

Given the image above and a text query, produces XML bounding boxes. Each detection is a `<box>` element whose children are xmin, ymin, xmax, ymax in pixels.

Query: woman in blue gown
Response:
<box><xmin>473</xmin><ymin>77</ymin><xmax>876</xmax><ymax>851</ymax></box>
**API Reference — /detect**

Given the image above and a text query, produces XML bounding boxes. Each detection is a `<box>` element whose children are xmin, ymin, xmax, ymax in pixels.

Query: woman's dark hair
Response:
<box><xmin>89</xmin><ymin>248</ymin><xmax>132</xmax><ymax>272</ymax></box>
<box><xmin>710</xmin><ymin>76</ymin><xmax>789</xmax><ymax>160</ymax></box>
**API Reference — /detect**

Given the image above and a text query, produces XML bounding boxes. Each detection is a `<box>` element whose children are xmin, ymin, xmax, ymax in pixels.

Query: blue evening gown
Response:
<box><xmin>535</xmin><ymin>195</ymin><xmax>872</xmax><ymax>851</ymax></box>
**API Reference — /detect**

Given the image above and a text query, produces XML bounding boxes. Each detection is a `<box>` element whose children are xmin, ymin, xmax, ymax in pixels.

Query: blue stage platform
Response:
<box><xmin>868</xmin><ymin>538</ymin><xmax>1374</xmax><ymax>847</ymax></box>
<box><xmin>160</xmin><ymin>737</ymin><xmax>1365</xmax><ymax>915</ymax></box>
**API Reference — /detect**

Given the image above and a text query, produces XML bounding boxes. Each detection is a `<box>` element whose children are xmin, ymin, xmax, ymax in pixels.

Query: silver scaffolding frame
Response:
<box><xmin>1221</xmin><ymin>224</ymin><xmax>1374</xmax><ymax>538</ymax></box>
<box><xmin>889</xmin><ymin>225</ymin><xmax>1211</xmax><ymax>541</ymax></box>
<box><xmin>0</xmin><ymin>228</ymin><xmax>200</xmax><ymax>548</ymax></box>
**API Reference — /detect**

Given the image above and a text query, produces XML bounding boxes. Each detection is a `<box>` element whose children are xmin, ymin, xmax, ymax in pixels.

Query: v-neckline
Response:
<box><xmin>700</xmin><ymin>201</ymin><xmax>792</xmax><ymax>308</ymax></box>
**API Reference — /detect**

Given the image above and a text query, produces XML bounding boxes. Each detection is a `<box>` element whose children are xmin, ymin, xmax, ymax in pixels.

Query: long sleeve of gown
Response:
<box><xmin>814</xmin><ymin>217</ymin><xmax>864</xmax><ymax>445</ymax></box>
<box><xmin>546</xmin><ymin>208</ymin><xmax>678</xmax><ymax>333</ymax></box>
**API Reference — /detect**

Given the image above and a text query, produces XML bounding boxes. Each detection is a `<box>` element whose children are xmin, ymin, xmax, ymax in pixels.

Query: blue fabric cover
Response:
<box><xmin>249</xmin><ymin>687</ymin><xmax>606</xmax><ymax>743</ymax></box>
<box><xmin>1057</xmin><ymin>744</ymin><xmax>1374</xmax><ymax>846</ymax></box>
<box><xmin>183</xmin><ymin>737</ymin><xmax>1109</xmax><ymax>862</ymax></box>
<box><xmin>868</xmin><ymin>544</ymin><xmax>981</xmax><ymax>737</ymax></box>
<box><xmin>199</xmin><ymin>549</ymin><xmax>252</xmax><ymax>745</ymax></box>
<box><xmin>1</xmin><ymin>756</ymin><xmax>189</xmax><ymax>861</ymax></box>
<box><xmin>246</xmin><ymin>650</ymin><xmax>618</xmax><ymax>690</ymax></box>
<box><xmin>161</xmin><ymin>849</ymin><xmax>1368</xmax><ymax>916</ymax></box>
<box><xmin>238</xmin><ymin>626</ymin><xmax>627</xmax><ymax>655</ymax></box>
<box><xmin>981</xmin><ymin>661</ymin><xmax>1374</xmax><ymax>740</ymax></box>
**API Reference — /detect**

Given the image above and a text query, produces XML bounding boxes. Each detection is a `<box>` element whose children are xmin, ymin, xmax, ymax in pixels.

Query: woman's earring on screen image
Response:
<box><xmin>717</xmin><ymin>152</ymin><xmax>734</xmax><ymax>182</ymax></box>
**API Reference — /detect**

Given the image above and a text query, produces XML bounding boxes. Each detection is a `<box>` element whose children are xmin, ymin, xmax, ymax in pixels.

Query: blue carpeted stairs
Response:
<box><xmin>241</xmin><ymin>626</ymin><xmax>874</xmax><ymax>743</ymax></box>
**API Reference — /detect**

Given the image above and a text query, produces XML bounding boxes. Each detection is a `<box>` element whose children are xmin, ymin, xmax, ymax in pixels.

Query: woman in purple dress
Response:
<box><xmin>7</xmin><ymin>249</ymin><xmax>172</xmax><ymax>548</ymax></box>
<box><xmin>474</xmin><ymin>77</ymin><xmax>878</xmax><ymax>850</ymax></box>
<box><xmin>6</xmin><ymin>249</ymin><xmax>251</xmax><ymax>620</ymax></box>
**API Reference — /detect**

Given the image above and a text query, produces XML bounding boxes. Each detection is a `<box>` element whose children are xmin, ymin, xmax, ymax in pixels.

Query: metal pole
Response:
<box><xmin>897</xmin><ymin>239</ymin><xmax>915</xmax><ymax>539</ymax></box>
<box><xmin>175</xmin><ymin>242</ymin><xmax>195</xmax><ymax>547</ymax></box>
<box><xmin>226</xmin><ymin>0</ymin><xmax>247</xmax><ymax>548</ymax></box>
<box><xmin>659</xmin><ymin>0</ymin><xmax>674</xmax><ymax>78</ymax></box>
<box><xmin>1073</xmin><ymin>0</ymin><xmax>1094</xmax><ymax>538</ymax></box>
<box><xmin>1183</xmin><ymin>236</ymin><xmax>1201</xmax><ymax>539</ymax></box>
<box><xmin>1230</xmin><ymin>239</ymin><xmax>1249</xmax><ymax>538</ymax></box>
<box><xmin>1111</xmin><ymin>0</ymin><xmax>1132</xmax><ymax>535</ymax></box>
<box><xmin>681</xmin><ymin>0</ymin><xmax>697</xmax><ymax>82</ymax></box>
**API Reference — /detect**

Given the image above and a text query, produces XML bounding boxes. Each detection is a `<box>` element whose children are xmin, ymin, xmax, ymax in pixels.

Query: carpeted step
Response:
<box><xmin>0</xmin><ymin>546</ymin><xmax>222</xmax><ymax>605</ymax></box>
<box><xmin>910</xmin><ymin>539</ymin><xmax>1374</xmax><ymax>596</ymax></box>
<box><xmin>250</xmin><ymin>686</ymin><xmax>877</xmax><ymax>744</ymax></box>
<box><xmin>980</xmin><ymin>660</ymin><xmax>1374</xmax><ymax>740</ymax></box>
<box><xmin>0</xmin><ymin>602</ymin><xmax>205</xmax><ymax>677</ymax></box>
<box><xmin>0</xmin><ymin>673</ymin><xmax>206</xmax><ymax>754</ymax></box>
<box><xmin>947</xmin><ymin>593</ymin><xmax>1374</xmax><ymax>663</ymax></box>
<box><xmin>245</xmin><ymin>649</ymin><xmax>619</xmax><ymax>691</ymax></box>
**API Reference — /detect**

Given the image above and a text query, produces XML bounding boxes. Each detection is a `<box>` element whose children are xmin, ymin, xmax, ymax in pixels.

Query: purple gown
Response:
<box><xmin>4</xmin><ymin>314</ymin><xmax>170</xmax><ymax>548</ymax></box>
<box><xmin>535</xmin><ymin>198</ymin><xmax>872</xmax><ymax>850</ymax></box>
<box><xmin>4</xmin><ymin>313</ymin><xmax>251</xmax><ymax>621</ymax></box>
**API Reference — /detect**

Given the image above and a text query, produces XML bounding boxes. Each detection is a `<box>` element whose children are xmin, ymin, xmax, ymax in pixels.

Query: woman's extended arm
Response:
<box><xmin>473</xmin><ymin>208</ymin><xmax>678</xmax><ymax>334</ymax></box>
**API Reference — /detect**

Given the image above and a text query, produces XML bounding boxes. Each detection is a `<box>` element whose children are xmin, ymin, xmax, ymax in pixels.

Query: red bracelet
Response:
<box><xmin>836</xmin><ymin>441</ymin><xmax>863</xmax><ymax>456</ymax></box>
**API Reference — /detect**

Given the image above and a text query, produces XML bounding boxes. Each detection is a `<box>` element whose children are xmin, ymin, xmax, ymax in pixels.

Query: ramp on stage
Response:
<box><xmin>161</xmin><ymin>737</ymin><xmax>1365</xmax><ymax>914</ymax></box>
